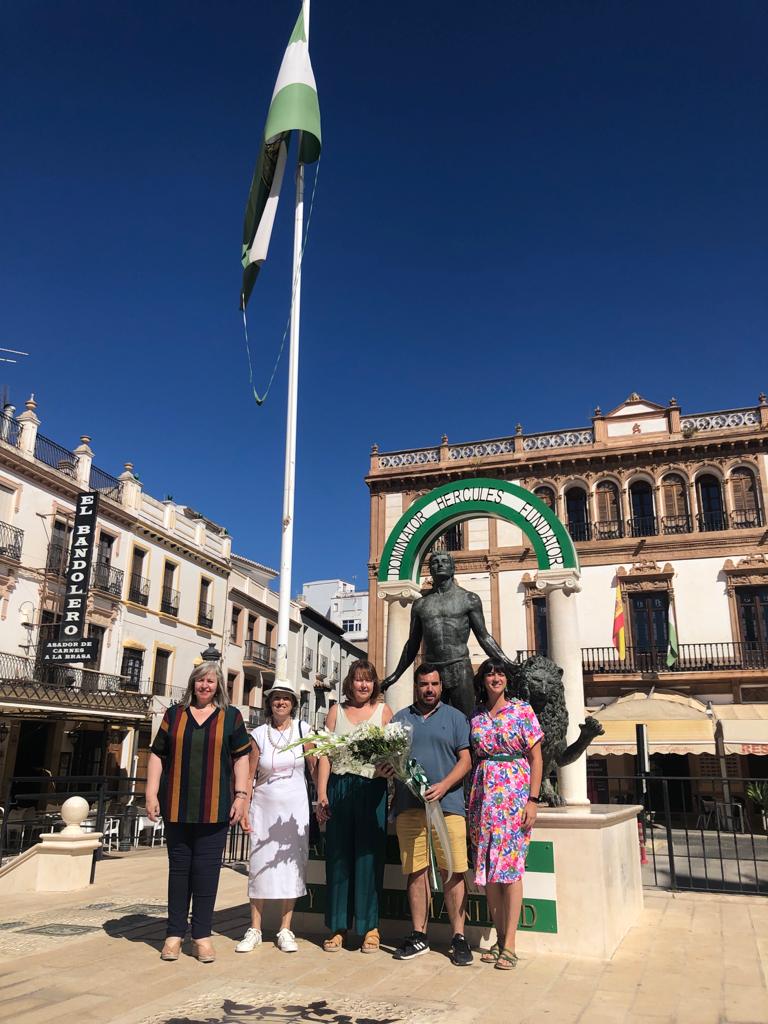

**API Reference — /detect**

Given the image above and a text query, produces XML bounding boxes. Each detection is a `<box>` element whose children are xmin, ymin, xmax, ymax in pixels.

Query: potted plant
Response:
<box><xmin>746</xmin><ymin>781</ymin><xmax>768</xmax><ymax>833</ymax></box>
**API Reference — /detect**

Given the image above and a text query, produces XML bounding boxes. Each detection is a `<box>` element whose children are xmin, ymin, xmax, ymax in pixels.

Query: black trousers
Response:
<box><xmin>165</xmin><ymin>822</ymin><xmax>229</xmax><ymax>940</ymax></box>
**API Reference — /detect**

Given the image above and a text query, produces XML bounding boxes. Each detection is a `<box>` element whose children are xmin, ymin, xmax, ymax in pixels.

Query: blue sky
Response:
<box><xmin>2</xmin><ymin>1</ymin><xmax>766</xmax><ymax>590</ymax></box>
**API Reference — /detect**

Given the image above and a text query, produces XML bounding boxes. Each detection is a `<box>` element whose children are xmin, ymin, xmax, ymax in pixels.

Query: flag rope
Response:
<box><xmin>241</xmin><ymin>153</ymin><xmax>320</xmax><ymax>407</ymax></box>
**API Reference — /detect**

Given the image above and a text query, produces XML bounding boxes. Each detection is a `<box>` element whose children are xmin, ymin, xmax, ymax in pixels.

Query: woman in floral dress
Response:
<box><xmin>469</xmin><ymin>658</ymin><xmax>543</xmax><ymax>970</ymax></box>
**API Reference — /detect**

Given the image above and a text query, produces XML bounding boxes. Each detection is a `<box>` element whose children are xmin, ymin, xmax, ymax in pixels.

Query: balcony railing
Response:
<box><xmin>161</xmin><ymin>586</ymin><xmax>180</xmax><ymax>617</ymax></box>
<box><xmin>567</xmin><ymin>520</ymin><xmax>591</xmax><ymax>542</ymax></box>
<box><xmin>697</xmin><ymin>510</ymin><xmax>727</xmax><ymax>533</ymax></box>
<box><xmin>89</xmin><ymin>465</ymin><xmax>123</xmax><ymax>502</ymax></box>
<box><xmin>0</xmin><ymin>521</ymin><xmax>23</xmax><ymax>562</ymax></box>
<box><xmin>731</xmin><ymin>508</ymin><xmax>764</xmax><ymax>529</ymax></box>
<box><xmin>46</xmin><ymin>541</ymin><xmax>69</xmax><ymax>576</ymax></box>
<box><xmin>244</xmin><ymin>640</ymin><xmax>276</xmax><ymax>667</ymax></box>
<box><xmin>592</xmin><ymin>519</ymin><xmax>623</xmax><ymax>541</ymax></box>
<box><xmin>34</xmin><ymin>433</ymin><xmax>77</xmax><ymax>478</ymax></box>
<box><xmin>198</xmin><ymin>601</ymin><xmax>214</xmax><ymax>629</ymax></box>
<box><xmin>582</xmin><ymin>642</ymin><xmax>768</xmax><ymax>674</ymax></box>
<box><xmin>627</xmin><ymin>515</ymin><xmax>658</xmax><ymax>538</ymax></box>
<box><xmin>661</xmin><ymin>514</ymin><xmax>692</xmax><ymax>535</ymax></box>
<box><xmin>128</xmin><ymin>572</ymin><xmax>150</xmax><ymax>606</ymax></box>
<box><xmin>0</xmin><ymin>651</ymin><xmax>150</xmax><ymax>715</ymax></box>
<box><xmin>91</xmin><ymin>560</ymin><xmax>124</xmax><ymax>597</ymax></box>
<box><xmin>0</xmin><ymin>410</ymin><xmax>21</xmax><ymax>448</ymax></box>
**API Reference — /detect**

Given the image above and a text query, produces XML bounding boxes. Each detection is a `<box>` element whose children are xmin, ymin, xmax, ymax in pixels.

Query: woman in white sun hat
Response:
<box><xmin>236</xmin><ymin>679</ymin><xmax>316</xmax><ymax>954</ymax></box>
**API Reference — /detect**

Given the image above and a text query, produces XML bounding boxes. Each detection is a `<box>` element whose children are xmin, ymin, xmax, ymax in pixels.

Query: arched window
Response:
<box><xmin>565</xmin><ymin>486</ymin><xmax>590</xmax><ymax>542</ymax></box>
<box><xmin>534</xmin><ymin>486</ymin><xmax>556</xmax><ymax>512</ymax></box>
<box><xmin>593</xmin><ymin>481</ymin><xmax>622</xmax><ymax>540</ymax></box>
<box><xmin>628</xmin><ymin>481</ymin><xmax>657</xmax><ymax>537</ymax></box>
<box><xmin>696</xmin><ymin>474</ymin><xmax>726</xmax><ymax>532</ymax></box>
<box><xmin>731</xmin><ymin>468</ymin><xmax>762</xmax><ymax>528</ymax></box>
<box><xmin>661</xmin><ymin>474</ymin><xmax>691</xmax><ymax>534</ymax></box>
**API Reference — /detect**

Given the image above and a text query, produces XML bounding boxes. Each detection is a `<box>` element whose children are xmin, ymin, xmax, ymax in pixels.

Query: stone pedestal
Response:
<box><xmin>516</xmin><ymin>804</ymin><xmax>644</xmax><ymax>959</ymax></box>
<box><xmin>536</xmin><ymin>568</ymin><xmax>589</xmax><ymax>805</ymax></box>
<box><xmin>378</xmin><ymin>580</ymin><xmax>422</xmax><ymax>714</ymax></box>
<box><xmin>0</xmin><ymin>796</ymin><xmax>102</xmax><ymax>895</ymax></box>
<box><xmin>290</xmin><ymin>805</ymin><xmax>643</xmax><ymax>961</ymax></box>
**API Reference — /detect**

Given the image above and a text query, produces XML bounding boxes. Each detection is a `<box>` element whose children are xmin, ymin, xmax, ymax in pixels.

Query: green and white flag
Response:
<box><xmin>240</xmin><ymin>1</ymin><xmax>321</xmax><ymax>310</ymax></box>
<box><xmin>666</xmin><ymin>603</ymin><xmax>679</xmax><ymax>667</ymax></box>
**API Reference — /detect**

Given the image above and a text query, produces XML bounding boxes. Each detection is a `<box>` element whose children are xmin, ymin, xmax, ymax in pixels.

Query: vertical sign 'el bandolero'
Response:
<box><xmin>42</xmin><ymin>490</ymin><xmax>100</xmax><ymax>664</ymax></box>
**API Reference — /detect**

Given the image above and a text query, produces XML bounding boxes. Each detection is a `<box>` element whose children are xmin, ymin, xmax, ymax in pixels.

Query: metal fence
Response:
<box><xmin>0</xmin><ymin>774</ymin><xmax>151</xmax><ymax>878</ymax></box>
<box><xmin>592</xmin><ymin>772</ymin><xmax>767</xmax><ymax>895</ymax></box>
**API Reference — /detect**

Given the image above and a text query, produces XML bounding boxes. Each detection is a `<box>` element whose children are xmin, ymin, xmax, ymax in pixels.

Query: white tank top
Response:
<box><xmin>334</xmin><ymin>701</ymin><xmax>384</xmax><ymax>735</ymax></box>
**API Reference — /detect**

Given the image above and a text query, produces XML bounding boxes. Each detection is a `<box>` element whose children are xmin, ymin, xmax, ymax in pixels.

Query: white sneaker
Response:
<box><xmin>236</xmin><ymin>928</ymin><xmax>262</xmax><ymax>953</ymax></box>
<box><xmin>276</xmin><ymin>928</ymin><xmax>298</xmax><ymax>953</ymax></box>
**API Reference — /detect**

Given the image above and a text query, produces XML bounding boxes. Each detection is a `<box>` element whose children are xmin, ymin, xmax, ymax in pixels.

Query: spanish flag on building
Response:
<box><xmin>612</xmin><ymin>585</ymin><xmax>626</xmax><ymax>660</ymax></box>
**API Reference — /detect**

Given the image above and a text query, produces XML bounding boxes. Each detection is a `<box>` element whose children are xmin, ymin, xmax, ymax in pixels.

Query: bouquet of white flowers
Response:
<box><xmin>287</xmin><ymin>718</ymin><xmax>452</xmax><ymax>885</ymax></box>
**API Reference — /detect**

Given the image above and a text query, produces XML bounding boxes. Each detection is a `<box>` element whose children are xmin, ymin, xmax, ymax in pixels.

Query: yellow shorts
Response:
<box><xmin>395</xmin><ymin>808</ymin><xmax>469</xmax><ymax>876</ymax></box>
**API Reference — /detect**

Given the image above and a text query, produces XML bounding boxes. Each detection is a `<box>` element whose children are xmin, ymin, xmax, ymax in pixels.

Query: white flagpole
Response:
<box><xmin>274</xmin><ymin>141</ymin><xmax>305</xmax><ymax>686</ymax></box>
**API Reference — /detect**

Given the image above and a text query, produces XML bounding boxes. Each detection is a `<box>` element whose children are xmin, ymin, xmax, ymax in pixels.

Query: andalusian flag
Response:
<box><xmin>240</xmin><ymin>2</ymin><xmax>322</xmax><ymax>310</ymax></box>
<box><xmin>612</xmin><ymin>586</ymin><xmax>626</xmax><ymax>660</ymax></box>
<box><xmin>666</xmin><ymin>604</ymin><xmax>679</xmax><ymax>667</ymax></box>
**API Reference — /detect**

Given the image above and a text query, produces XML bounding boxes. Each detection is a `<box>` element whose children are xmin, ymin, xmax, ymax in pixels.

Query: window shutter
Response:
<box><xmin>731</xmin><ymin>469</ymin><xmax>757</xmax><ymax>512</ymax></box>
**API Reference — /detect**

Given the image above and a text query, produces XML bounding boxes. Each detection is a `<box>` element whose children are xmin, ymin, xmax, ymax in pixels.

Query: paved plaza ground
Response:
<box><xmin>0</xmin><ymin>849</ymin><xmax>766</xmax><ymax>1024</ymax></box>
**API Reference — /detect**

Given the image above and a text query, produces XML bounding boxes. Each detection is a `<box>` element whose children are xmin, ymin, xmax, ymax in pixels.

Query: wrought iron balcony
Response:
<box><xmin>198</xmin><ymin>601</ymin><xmax>214</xmax><ymax>629</ymax></box>
<box><xmin>46</xmin><ymin>541</ymin><xmax>69</xmax><ymax>576</ymax></box>
<box><xmin>592</xmin><ymin>519</ymin><xmax>623</xmax><ymax>541</ymax></box>
<box><xmin>91</xmin><ymin>559</ymin><xmax>124</xmax><ymax>597</ymax></box>
<box><xmin>89</xmin><ymin>465</ymin><xmax>123</xmax><ymax>502</ymax></box>
<box><xmin>661</xmin><ymin>514</ymin><xmax>692</xmax><ymax>535</ymax></box>
<box><xmin>34</xmin><ymin>433</ymin><xmax>77</xmax><ymax>478</ymax></box>
<box><xmin>244</xmin><ymin>640</ymin><xmax>276</xmax><ymax>667</ymax></box>
<box><xmin>582</xmin><ymin>642</ymin><xmax>768</xmax><ymax>675</ymax></box>
<box><xmin>697</xmin><ymin>510</ymin><xmax>727</xmax><ymax>533</ymax></box>
<box><xmin>731</xmin><ymin>508</ymin><xmax>763</xmax><ymax>529</ymax></box>
<box><xmin>567</xmin><ymin>520</ymin><xmax>591</xmax><ymax>542</ymax></box>
<box><xmin>626</xmin><ymin>515</ymin><xmax>658</xmax><ymax>538</ymax></box>
<box><xmin>0</xmin><ymin>409</ymin><xmax>20</xmax><ymax>448</ymax></box>
<box><xmin>0</xmin><ymin>520</ymin><xmax>23</xmax><ymax>562</ymax></box>
<box><xmin>161</xmin><ymin>586</ymin><xmax>180</xmax><ymax>617</ymax></box>
<box><xmin>128</xmin><ymin>572</ymin><xmax>150</xmax><ymax>606</ymax></box>
<box><xmin>0</xmin><ymin>650</ymin><xmax>151</xmax><ymax>715</ymax></box>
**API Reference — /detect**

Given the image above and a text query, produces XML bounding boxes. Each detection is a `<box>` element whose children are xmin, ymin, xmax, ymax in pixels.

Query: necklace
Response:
<box><xmin>267</xmin><ymin>719</ymin><xmax>293</xmax><ymax>750</ymax></box>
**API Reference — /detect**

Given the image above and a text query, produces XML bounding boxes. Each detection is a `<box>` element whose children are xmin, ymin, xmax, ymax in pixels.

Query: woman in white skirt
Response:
<box><xmin>236</xmin><ymin>680</ymin><xmax>315</xmax><ymax>954</ymax></box>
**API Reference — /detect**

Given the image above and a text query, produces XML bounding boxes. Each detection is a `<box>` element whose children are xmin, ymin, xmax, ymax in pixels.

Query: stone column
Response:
<box><xmin>377</xmin><ymin>580</ymin><xmax>422</xmax><ymax>715</ymax></box>
<box><xmin>535</xmin><ymin>568</ymin><xmax>589</xmax><ymax>806</ymax></box>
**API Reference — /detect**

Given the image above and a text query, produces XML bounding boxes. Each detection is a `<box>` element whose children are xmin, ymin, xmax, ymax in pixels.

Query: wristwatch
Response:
<box><xmin>528</xmin><ymin>795</ymin><xmax>541</xmax><ymax>804</ymax></box>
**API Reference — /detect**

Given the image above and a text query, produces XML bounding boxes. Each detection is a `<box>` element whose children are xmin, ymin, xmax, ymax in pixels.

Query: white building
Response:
<box><xmin>302</xmin><ymin>579</ymin><xmax>368</xmax><ymax>651</ymax></box>
<box><xmin>0</xmin><ymin>396</ymin><xmax>364</xmax><ymax>797</ymax></box>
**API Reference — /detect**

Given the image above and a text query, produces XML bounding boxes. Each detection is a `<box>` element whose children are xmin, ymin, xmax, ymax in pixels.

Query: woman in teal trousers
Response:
<box><xmin>315</xmin><ymin>659</ymin><xmax>391</xmax><ymax>953</ymax></box>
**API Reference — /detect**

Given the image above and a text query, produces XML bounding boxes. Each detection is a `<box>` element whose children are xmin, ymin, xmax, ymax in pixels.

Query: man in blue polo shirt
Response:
<box><xmin>385</xmin><ymin>662</ymin><xmax>473</xmax><ymax>965</ymax></box>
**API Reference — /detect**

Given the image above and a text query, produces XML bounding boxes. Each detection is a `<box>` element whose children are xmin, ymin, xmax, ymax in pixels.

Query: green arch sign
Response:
<box><xmin>378</xmin><ymin>477</ymin><xmax>579</xmax><ymax>583</ymax></box>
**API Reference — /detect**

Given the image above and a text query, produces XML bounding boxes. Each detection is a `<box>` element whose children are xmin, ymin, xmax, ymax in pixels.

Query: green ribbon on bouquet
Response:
<box><xmin>400</xmin><ymin>758</ymin><xmax>454</xmax><ymax>890</ymax></box>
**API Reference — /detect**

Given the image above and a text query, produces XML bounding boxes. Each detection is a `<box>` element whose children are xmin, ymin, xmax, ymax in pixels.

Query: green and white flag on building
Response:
<box><xmin>240</xmin><ymin>1</ymin><xmax>321</xmax><ymax>310</ymax></box>
<box><xmin>666</xmin><ymin>603</ymin><xmax>679</xmax><ymax>667</ymax></box>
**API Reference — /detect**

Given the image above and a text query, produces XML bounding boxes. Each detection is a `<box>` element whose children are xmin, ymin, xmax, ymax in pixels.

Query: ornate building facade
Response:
<box><xmin>366</xmin><ymin>394</ymin><xmax>768</xmax><ymax>807</ymax></box>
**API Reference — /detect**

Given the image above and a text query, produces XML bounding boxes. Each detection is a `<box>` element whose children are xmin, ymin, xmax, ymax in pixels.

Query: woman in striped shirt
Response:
<box><xmin>147</xmin><ymin>662</ymin><xmax>252</xmax><ymax>963</ymax></box>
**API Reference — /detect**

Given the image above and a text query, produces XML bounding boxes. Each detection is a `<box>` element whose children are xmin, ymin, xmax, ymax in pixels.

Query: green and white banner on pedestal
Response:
<box><xmin>299</xmin><ymin>835</ymin><xmax>557</xmax><ymax>934</ymax></box>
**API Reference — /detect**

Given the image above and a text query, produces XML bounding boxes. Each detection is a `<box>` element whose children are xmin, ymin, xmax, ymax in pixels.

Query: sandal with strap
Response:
<box><xmin>480</xmin><ymin>943</ymin><xmax>500</xmax><ymax>964</ymax></box>
<box><xmin>494</xmin><ymin>948</ymin><xmax>519</xmax><ymax>971</ymax></box>
<box><xmin>323</xmin><ymin>931</ymin><xmax>346</xmax><ymax>952</ymax></box>
<box><xmin>361</xmin><ymin>928</ymin><xmax>380</xmax><ymax>954</ymax></box>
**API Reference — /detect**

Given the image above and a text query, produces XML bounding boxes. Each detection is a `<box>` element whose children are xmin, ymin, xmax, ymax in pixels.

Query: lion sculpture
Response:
<box><xmin>514</xmin><ymin>654</ymin><xmax>604</xmax><ymax>806</ymax></box>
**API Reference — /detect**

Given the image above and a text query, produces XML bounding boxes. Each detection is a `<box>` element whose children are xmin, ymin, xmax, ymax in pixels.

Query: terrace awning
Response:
<box><xmin>587</xmin><ymin>692</ymin><xmax>716</xmax><ymax>757</ymax></box>
<box><xmin>713</xmin><ymin>704</ymin><xmax>768</xmax><ymax>756</ymax></box>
